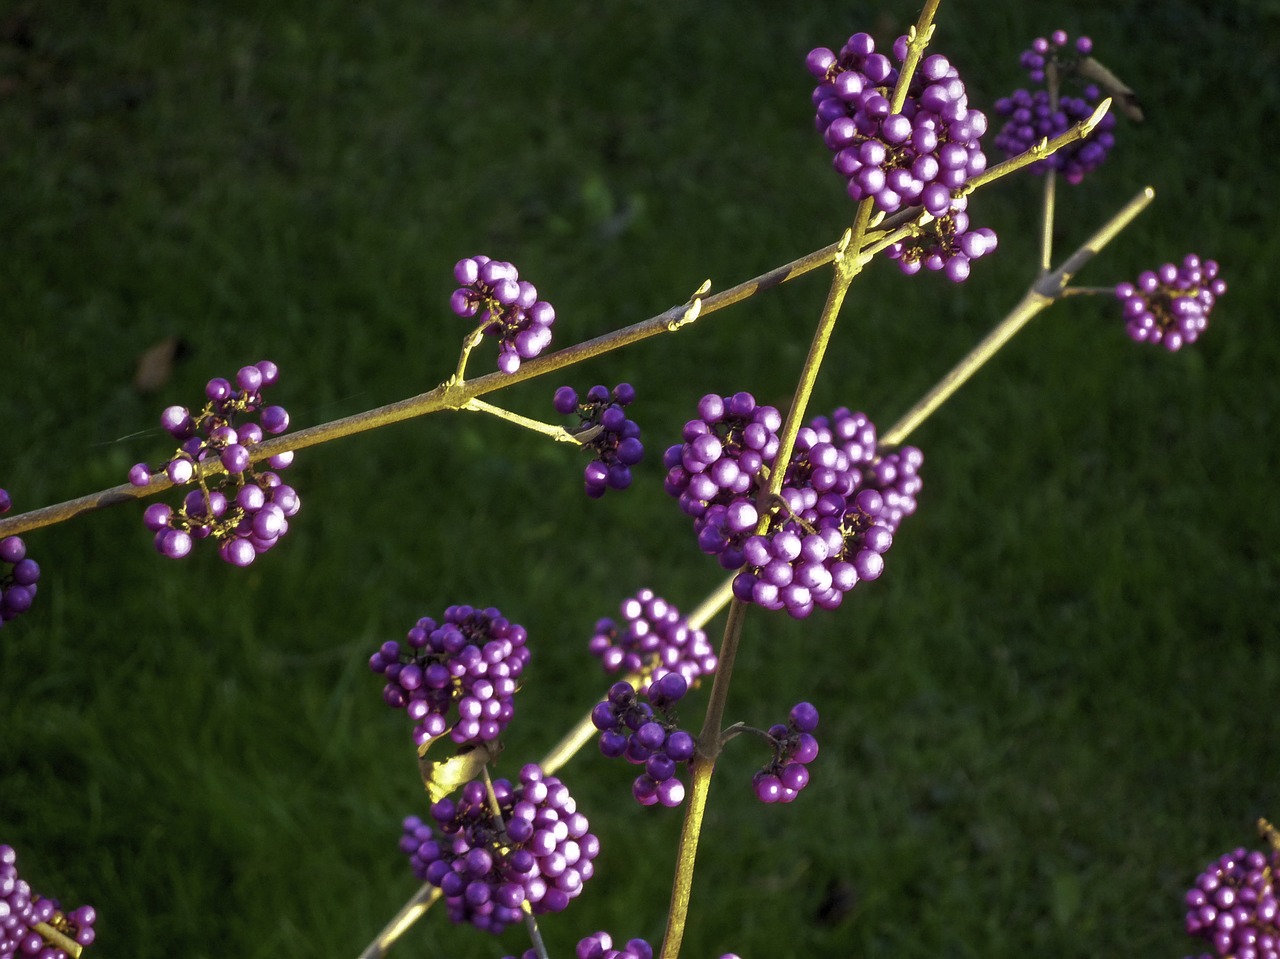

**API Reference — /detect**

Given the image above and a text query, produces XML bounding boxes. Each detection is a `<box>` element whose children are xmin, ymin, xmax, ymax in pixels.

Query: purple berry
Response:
<box><xmin>1115</xmin><ymin>255</ymin><xmax>1225</xmax><ymax>350</ymax></box>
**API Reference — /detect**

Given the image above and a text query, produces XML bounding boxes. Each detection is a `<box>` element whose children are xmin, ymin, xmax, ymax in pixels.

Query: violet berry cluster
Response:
<box><xmin>1116</xmin><ymin>254</ymin><xmax>1225</xmax><ymax>351</ymax></box>
<box><xmin>756</xmin><ymin>407</ymin><xmax>924</xmax><ymax>603</ymax></box>
<box><xmin>664</xmin><ymin>396</ymin><xmax>924</xmax><ymax>619</ymax></box>
<box><xmin>992</xmin><ymin>31</ymin><xmax>1118</xmax><ymax>184</ymax></box>
<box><xmin>0</xmin><ymin>491</ymin><xmax>39</xmax><ymax>627</ymax></box>
<box><xmin>131</xmin><ymin>361</ymin><xmax>298</xmax><ymax>566</ymax></box>
<box><xmin>1183</xmin><ymin>832</ymin><xmax>1280</xmax><ymax>959</ymax></box>
<box><xmin>883</xmin><ymin>194</ymin><xmax>999</xmax><ymax>282</ymax></box>
<box><xmin>1</xmin><ymin>845</ymin><xmax>96</xmax><ymax>957</ymax></box>
<box><xmin>399</xmin><ymin>764</ymin><xmax>599</xmax><ymax>933</ymax></box>
<box><xmin>807</xmin><ymin>32</ymin><xmax>989</xmax><ymax>216</ymax></box>
<box><xmin>663</xmin><ymin>391</ymin><xmax>782</xmax><ymax>570</ymax></box>
<box><xmin>505</xmin><ymin>933</ymin><xmax>743</xmax><ymax>959</ymax></box>
<box><xmin>588</xmin><ymin>588</ymin><xmax>717</xmax><ymax>690</ymax></box>
<box><xmin>553</xmin><ymin>384</ymin><xmax>644</xmax><ymax>498</ymax></box>
<box><xmin>752</xmin><ymin>702</ymin><xmax>820</xmax><ymax>804</ymax></box>
<box><xmin>592</xmin><ymin>674</ymin><xmax>696</xmax><ymax>808</ymax></box>
<box><xmin>451</xmin><ymin>256</ymin><xmax>555</xmax><ymax>374</ymax></box>
<box><xmin>369</xmin><ymin>605</ymin><xmax>529</xmax><ymax>749</ymax></box>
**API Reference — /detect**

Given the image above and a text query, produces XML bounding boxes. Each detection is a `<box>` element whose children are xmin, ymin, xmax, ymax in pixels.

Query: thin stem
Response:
<box><xmin>0</xmin><ymin>97</ymin><xmax>1103</xmax><ymax>543</ymax></box>
<box><xmin>357</xmin><ymin>884</ymin><xmax>443</xmax><ymax>959</ymax></box>
<box><xmin>888</xmin><ymin>0</ymin><xmax>942</xmax><ymax>115</ymax></box>
<box><xmin>1040</xmin><ymin>169</ymin><xmax>1058</xmax><ymax>273</ymax></box>
<box><xmin>684</xmin><ymin>575</ymin><xmax>735</xmax><ymax>632</ymax></box>
<box><xmin>659</xmin><ymin>15</ymin><xmax>956</xmax><ymax>956</ymax></box>
<box><xmin>367</xmin><ymin>575</ymin><xmax>737</xmax><ymax>955</ymax></box>
<box><xmin>961</xmin><ymin>98</ymin><xmax>1112</xmax><ymax>196</ymax></box>
<box><xmin>1060</xmin><ymin>285</ymin><xmax>1116</xmax><ymax>297</ymax></box>
<box><xmin>539</xmin><ymin>669</ymin><xmax>642</xmax><ymax>777</ymax></box>
<box><xmin>1259</xmin><ymin>818</ymin><xmax>1280</xmax><ymax>852</ymax></box>
<box><xmin>477</xmin><ymin>770</ymin><xmax>550</xmax><ymax>959</ymax></box>
<box><xmin>768</xmin><ymin>207</ymin><xmax>870</xmax><ymax>504</ymax></box>
<box><xmin>31</xmin><ymin>922</ymin><xmax>82</xmax><ymax>959</ymax></box>
<box><xmin>879</xmin><ymin>285</ymin><xmax>1053</xmax><ymax>447</ymax></box>
<box><xmin>464</xmin><ymin>398</ymin><xmax>583</xmax><ymax>444</ymax></box>
<box><xmin>880</xmin><ymin>185</ymin><xmax>1154</xmax><ymax>447</ymax></box>
<box><xmin>521</xmin><ymin>906</ymin><xmax>550</xmax><ymax>959</ymax></box>
<box><xmin>452</xmin><ymin>321</ymin><xmax>490</xmax><ymax>385</ymax></box>
<box><xmin>1039</xmin><ymin>59</ymin><xmax>1061</xmax><ymax>274</ymax></box>
<box><xmin>357</xmin><ymin>183</ymin><xmax>1154</xmax><ymax>959</ymax></box>
<box><xmin>659</xmin><ymin>597</ymin><xmax>750</xmax><ymax>959</ymax></box>
<box><xmin>0</xmin><ymin>246</ymin><xmax>841</xmax><ymax>539</ymax></box>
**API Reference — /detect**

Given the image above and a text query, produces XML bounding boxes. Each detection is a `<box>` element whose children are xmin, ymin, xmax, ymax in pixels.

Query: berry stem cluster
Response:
<box><xmin>0</xmin><ymin>95</ymin><xmax>1106</xmax><ymax>545</ymax></box>
<box><xmin>880</xmin><ymin>184</ymin><xmax>1154</xmax><ymax>446</ymax></box>
<box><xmin>4</xmin><ymin>8</ymin><xmax>1198</xmax><ymax>957</ymax></box>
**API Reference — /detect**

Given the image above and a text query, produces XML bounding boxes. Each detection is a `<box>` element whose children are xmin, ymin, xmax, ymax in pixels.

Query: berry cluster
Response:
<box><xmin>451</xmin><ymin>256</ymin><xmax>556</xmax><ymax>374</ymax></box>
<box><xmin>553</xmin><ymin>384</ymin><xmax>644</xmax><ymax>498</ymax></box>
<box><xmin>588</xmin><ymin>589</ymin><xmax>717</xmax><ymax>690</ymax></box>
<box><xmin>665</xmin><ymin>398</ymin><xmax>924</xmax><ymax>619</ymax></box>
<box><xmin>505</xmin><ymin>932</ymin><xmax>655</xmax><ymax>959</ymax></box>
<box><xmin>0</xmin><ymin>491</ymin><xmax>39</xmax><ymax>627</ymax></box>
<box><xmin>1183</xmin><ymin>837</ymin><xmax>1280</xmax><ymax>959</ymax></box>
<box><xmin>884</xmin><ymin>194</ymin><xmax>999</xmax><ymax>282</ymax></box>
<box><xmin>992</xmin><ymin>31</ymin><xmax>1117</xmax><ymax>184</ymax></box>
<box><xmin>1</xmin><ymin>845</ymin><xmax>97</xmax><ymax>958</ymax></box>
<box><xmin>131</xmin><ymin>361</ymin><xmax>298</xmax><ymax>566</ymax></box>
<box><xmin>662</xmin><ymin>391</ymin><xmax>783</xmax><ymax>571</ymax></box>
<box><xmin>505</xmin><ymin>933</ymin><xmax>742</xmax><ymax>959</ymax></box>
<box><xmin>400</xmin><ymin>765</ymin><xmax>599</xmax><ymax>933</ymax></box>
<box><xmin>1115</xmin><ymin>255</ymin><xmax>1225</xmax><ymax>351</ymax></box>
<box><xmin>866</xmin><ymin>444</ymin><xmax>925</xmax><ymax>533</ymax></box>
<box><xmin>807</xmin><ymin>33</ymin><xmax>989</xmax><ymax>216</ymax></box>
<box><xmin>756</xmin><ymin>409</ymin><xmax>922</xmax><ymax>608</ymax></box>
<box><xmin>592</xmin><ymin>675</ymin><xmax>696</xmax><ymax>808</ymax></box>
<box><xmin>369</xmin><ymin>605</ymin><xmax>530</xmax><ymax>749</ymax></box>
<box><xmin>752</xmin><ymin>702</ymin><xmax>820</xmax><ymax>804</ymax></box>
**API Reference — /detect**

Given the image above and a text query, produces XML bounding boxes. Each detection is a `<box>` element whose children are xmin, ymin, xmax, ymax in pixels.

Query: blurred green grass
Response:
<box><xmin>1</xmin><ymin>1</ymin><xmax>1277</xmax><ymax>957</ymax></box>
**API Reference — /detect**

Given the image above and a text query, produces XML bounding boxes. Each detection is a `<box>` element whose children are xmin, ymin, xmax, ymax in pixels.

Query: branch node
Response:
<box><xmin>666</xmin><ymin>283</ymin><xmax>709</xmax><ymax>332</ymax></box>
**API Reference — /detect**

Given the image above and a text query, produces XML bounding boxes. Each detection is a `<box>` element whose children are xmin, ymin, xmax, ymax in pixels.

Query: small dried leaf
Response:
<box><xmin>1077</xmin><ymin>57</ymin><xmax>1144</xmax><ymax>122</ymax></box>
<box><xmin>418</xmin><ymin>740</ymin><xmax>500</xmax><ymax>803</ymax></box>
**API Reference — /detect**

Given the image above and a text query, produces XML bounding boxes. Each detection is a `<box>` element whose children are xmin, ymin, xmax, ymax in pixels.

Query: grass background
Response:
<box><xmin>1</xmin><ymin>1</ymin><xmax>1277</xmax><ymax>957</ymax></box>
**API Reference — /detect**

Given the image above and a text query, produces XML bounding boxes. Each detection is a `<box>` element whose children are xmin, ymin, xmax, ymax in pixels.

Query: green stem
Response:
<box><xmin>657</xmin><ymin>9</ymin><xmax>954</xmax><ymax>953</ymax></box>
<box><xmin>880</xmin><ymin>185</ymin><xmax>1154</xmax><ymax>446</ymax></box>
<box><xmin>354</xmin><ymin>180</ymin><xmax>1149</xmax><ymax>959</ymax></box>
<box><xmin>1040</xmin><ymin>168</ymin><xmax>1058</xmax><ymax>274</ymax></box>
<box><xmin>31</xmin><ymin>921</ymin><xmax>82</xmax><ymax>959</ymax></box>
<box><xmin>0</xmin><ymin>100</ymin><xmax>1104</xmax><ymax>543</ymax></box>
<box><xmin>1039</xmin><ymin>60</ymin><xmax>1061</xmax><ymax>274</ymax></box>
<box><xmin>452</xmin><ymin>320</ymin><xmax>490</xmax><ymax>385</ymax></box>
<box><xmin>0</xmin><ymin>250</ymin><xmax>834</xmax><ymax>539</ymax></box>
<box><xmin>539</xmin><ymin>669</ymin><xmax>641</xmax><ymax>777</ymax></box>
<box><xmin>767</xmin><ymin>209</ymin><xmax>869</xmax><ymax>503</ymax></box>
<box><xmin>357</xmin><ymin>884</ymin><xmax>442</xmax><ymax>959</ymax></box>
<box><xmin>463</xmin><ymin>398</ymin><xmax>583</xmax><ymax>444</ymax></box>
<box><xmin>961</xmin><ymin>97</ymin><xmax>1112</xmax><ymax>197</ymax></box>
<box><xmin>1060</xmin><ymin>285</ymin><xmax>1116</xmax><ymax>297</ymax></box>
<box><xmin>658</xmin><ymin>596</ymin><xmax>750</xmax><ymax>959</ymax></box>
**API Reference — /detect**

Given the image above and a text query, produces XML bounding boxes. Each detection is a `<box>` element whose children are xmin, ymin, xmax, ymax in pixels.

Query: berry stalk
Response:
<box><xmin>30</xmin><ymin>922</ymin><xmax>83</xmax><ymax>958</ymax></box>
<box><xmin>880</xmin><ymin>184</ymin><xmax>1154</xmax><ymax>446</ymax></box>
<box><xmin>1038</xmin><ymin>60</ymin><xmax>1062</xmax><ymax>272</ymax></box>
<box><xmin>887</xmin><ymin>1</ymin><xmax>943</xmax><ymax>115</ymax></box>
<box><xmin>542</xmin><ymin>577</ymin><xmax>736</xmax><ymax>776</ymax></box>
<box><xmin>658</xmin><ymin>596</ymin><xmax>750</xmax><ymax>959</ymax></box>
<box><xmin>357</xmin><ymin>884</ymin><xmax>442</xmax><ymax>959</ymax></box>
<box><xmin>0</xmin><ymin>115</ymin><xmax>1087</xmax><ymax>546</ymax></box>
<box><xmin>961</xmin><ymin>97</ymin><xmax>1112</xmax><ymax>196</ymax></box>
<box><xmin>363</xmin><ymin>182</ymin><xmax>1155</xmax><ymax>959</ymax></box>
<box><xmin>463</xmin><ymin>398</ymin><xmax>584</xmax><ymax>445</ymax></box>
